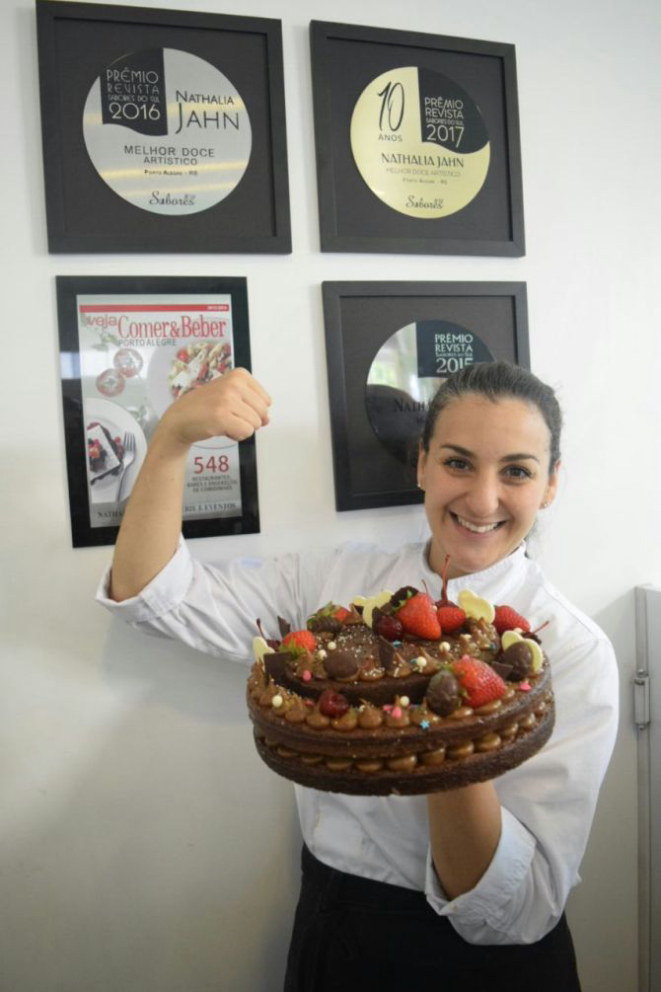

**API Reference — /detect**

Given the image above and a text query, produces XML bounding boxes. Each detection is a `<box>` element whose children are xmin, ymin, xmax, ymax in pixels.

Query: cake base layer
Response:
<box><xmin>252</xmin><ymin>702</ymin><xmax>555</xmax><ymax>796</ymax></box>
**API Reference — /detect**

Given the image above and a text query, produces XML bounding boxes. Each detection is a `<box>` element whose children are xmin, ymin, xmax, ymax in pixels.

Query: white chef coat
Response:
<box><xmin>97</xmin><ymin>538</ymin><xmax>619</xmax><ymax>946</ymax></box>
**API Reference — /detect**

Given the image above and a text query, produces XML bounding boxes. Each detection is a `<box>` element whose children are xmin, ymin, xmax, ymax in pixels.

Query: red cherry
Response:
<box><xmin>318</xmin><ymin>689</ymin><xmax>350</xmax><ymax>719</ymax></box>
<box><xmin>374</xmin><ymin>613</ymin><xmax>404</xmax><ymax>641</ymax></box>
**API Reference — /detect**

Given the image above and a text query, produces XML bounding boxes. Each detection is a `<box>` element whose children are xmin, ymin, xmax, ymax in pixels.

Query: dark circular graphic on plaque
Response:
<box><xmin>365</xmin><ymin>320</ymin><xmax>494</xmax><ymax>465</ymax></box>
<box><xmin>83</xmin><ymin>48</ymin><xmax>252</xmax><ymax>215</ymax></box>
<box><xmin>350</xmin><ymin>66</ymin><xmax>490</xmax><ymax>219</ymax></box>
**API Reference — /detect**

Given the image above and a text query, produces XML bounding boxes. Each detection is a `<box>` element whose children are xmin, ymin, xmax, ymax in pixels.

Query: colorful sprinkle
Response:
<box><xmin>391</xmin><ymin>706</ymin><xmax>403</xmax><ymax>719</ymax></box>
<box><xmin>272</xmin><ymin>694</ymin><xmax>283</xmax><ymax>708</ymax></box>
<box><xmin>420</xmin><ymin>719</ymin><xmax>430</xmax><ymax>730</ymax></box>
<box><xmin>519</xmin><ymin>681</ymin><xmax>532</xmax><ymax>692</ymax></box>
<box><xmin>383</xmin><ymin>704</ymin><xmax>393</xmax><ymax>713</ymax></box>
<box><xmin>302</xmin><ymin>670</ymin><xmax>312</xmax><ymax>682</ymax></box>
<box><xmin>399</xmin><ymin>696</ymin><xmax>410</xmax><ymax>708</ymax></box>
<box><xmin>327</xmin><ymin>641</ymin><xmax>337</xmax><ymax>651</ymax></box>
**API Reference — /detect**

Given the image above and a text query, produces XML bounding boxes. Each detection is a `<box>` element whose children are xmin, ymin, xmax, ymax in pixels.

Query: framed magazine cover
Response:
<box><xmin>36</xmin><ymin>1</ymin><xmax>291</xmax><ymax>254</ymax></box>
<box><xmin>322</xmin><ymin>281</ymin><xmax>530</xmax><ymax>511</ymax></box>
<box><xmin>310</xmin><ymin>21</ymin><xmax>524</xmax><ymax>256</ymax></box>
<box><xmin>56</xmin><ymin>275</ymin><xmax>259</xmax><ymax>548</ymax></box>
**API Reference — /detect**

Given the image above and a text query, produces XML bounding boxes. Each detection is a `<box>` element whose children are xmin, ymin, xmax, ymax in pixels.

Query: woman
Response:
<box><xmin>99</xmin><ymin>362</ymin><xmax>619</xmax><ymax>991</ymax></box>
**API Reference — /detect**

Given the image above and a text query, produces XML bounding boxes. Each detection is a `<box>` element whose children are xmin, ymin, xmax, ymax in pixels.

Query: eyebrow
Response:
<box><xmin>440</xmin><ymin>444</ymin><xmax>540</xmax><ymax>464</ymax></box>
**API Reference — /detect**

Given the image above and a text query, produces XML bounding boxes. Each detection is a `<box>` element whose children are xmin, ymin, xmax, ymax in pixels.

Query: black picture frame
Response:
<box><xmin>36</xmin><ymin>1</ymin><xmax>291</xmax><ymax>253</ymax></box>
<box><xmin>310</xmin><ymin>21</ymin><xmax>524</xmax><ymax>256</ymax></box>
<box><xmin>57</xmin><ymin>275</ymin><xmax>259</xmax><ymax>547</ymax></box>
<box><xmin>322</xmin><ymin>282</ymin><xmax>530</xmax><ymax>511</ymax></box>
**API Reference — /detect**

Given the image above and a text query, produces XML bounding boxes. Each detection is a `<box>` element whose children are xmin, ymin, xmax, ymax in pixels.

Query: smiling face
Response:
<box><xmin>417</xmin><ymin>394</ymin><xmax>560</xmax><ymax>579</ymax></box>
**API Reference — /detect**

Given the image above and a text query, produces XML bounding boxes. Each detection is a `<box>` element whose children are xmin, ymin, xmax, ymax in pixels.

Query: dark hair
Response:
<box><xmin>421</xmin><ymin>361</ymin><xmax>562</xmax><ymax>472</ymax></box>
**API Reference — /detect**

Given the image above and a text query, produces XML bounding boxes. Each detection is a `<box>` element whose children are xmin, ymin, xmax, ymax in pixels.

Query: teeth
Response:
<box><xmin>455</xmin><ymin>514</ymin><xmax>501</xmax><ymax>534</ymax></box>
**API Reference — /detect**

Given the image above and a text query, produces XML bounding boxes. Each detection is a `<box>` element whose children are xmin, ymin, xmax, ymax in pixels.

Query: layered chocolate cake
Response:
<box><xmin>247</xmin><ymin>580</ymin><xmax>554</xmax><ymax>796</ymax></box>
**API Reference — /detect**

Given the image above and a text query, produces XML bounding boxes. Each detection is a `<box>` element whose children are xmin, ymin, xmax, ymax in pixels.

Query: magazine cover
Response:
<box><xmin>57</xmin><ymin>278</ymin><xmax>259</xmax><ymax>547</ymax></box>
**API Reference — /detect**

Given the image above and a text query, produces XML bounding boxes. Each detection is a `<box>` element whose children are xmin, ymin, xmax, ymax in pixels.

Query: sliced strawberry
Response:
<box><xmin>395</xmin><ymin>591</ymin><xmax>441</xmax><ymax>640</ymax></box>
<box><xmin>494</xmin><ymin>605</ymin><xmax>531</xmax><ymax>635</ymax></box>
<box><xmin>452</xmin><ymin>656</ymin><xmax>507</xmax><ymax>708</ymax></box>
<box><xmin>281</xmin><ymin>630</ymin><xmax>317</xmax><ymax>657</ymax></box>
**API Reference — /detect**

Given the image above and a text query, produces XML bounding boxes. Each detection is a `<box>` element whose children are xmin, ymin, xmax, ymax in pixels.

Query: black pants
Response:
<box><xmin>284</xmin><ymin>845</ymin><xmax>582</xmax><ymax>992</ymax></box>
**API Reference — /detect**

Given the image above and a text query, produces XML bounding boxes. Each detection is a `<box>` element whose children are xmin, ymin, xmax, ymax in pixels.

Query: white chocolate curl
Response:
<box><xmin>457</xmin><ymin>589</ymin><xmax>496</xmax><ymax>623</ymax></box>
<box><xmin>252</xmin><ymin>635</ymin><xmax>274</xmax><ymax>664</ymax></box>
<box><xmin>361</xmin><ymin>589</ymin><xmax>395</xmax><ymax>628</ymax></box>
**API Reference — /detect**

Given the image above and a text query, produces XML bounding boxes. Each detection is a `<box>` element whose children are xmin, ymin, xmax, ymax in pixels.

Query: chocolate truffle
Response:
<box><xmin>426</xmin><ymin>670</ymin><xmax>460</xmax><ymax>717</ymax></box>
<box><xmin>324</xmin><ymin>650</ymin><xmax>360</xmax><ymax>681</ymax></box>
<box><xmin>501</xmin><ymin>641</ymin><xmax>534</xmax><ymax>681</ymax></box>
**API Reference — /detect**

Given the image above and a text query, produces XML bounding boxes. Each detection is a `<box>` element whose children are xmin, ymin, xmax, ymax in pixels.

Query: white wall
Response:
<box><xmin>2</xmin><ymin>0</ymin><xmax>659</xmax><ymax>989</ymax></box>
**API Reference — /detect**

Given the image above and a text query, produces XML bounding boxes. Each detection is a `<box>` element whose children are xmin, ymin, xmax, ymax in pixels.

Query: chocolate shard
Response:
<box><xmin>277</xmin><ymin>616</ymin><xmax>292</xmax><ymax>638</ymax></box>
<box><xmin>264</xmin><ymin>651</ymin><xmax>292</xmax><ymax>682</ymax></box>
<box><xmin>371</xmin><ymin>606</ymin><xmax>385</xmax><ymax>626</ymax></box>
<box><xmin>378</xmin><ymin>636</ymin><xmax>395</xmax><ymax>669</ymax></box>
<box><xmin>378</xmin><ymin>637</ymin><xmax>406</xmax><ymax>675</ymax></box>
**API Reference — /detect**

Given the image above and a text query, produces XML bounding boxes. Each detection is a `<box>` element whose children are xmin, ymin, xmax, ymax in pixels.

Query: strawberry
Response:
<box><xmin>393</xmin><ymin>590</ymin><xmax>441</xmax><ymax>640</ymax></box>
<box><xmin>494</xmin><ymin>605</ymin><xmax>530</xmax><ymax>635</ymax></box>
<box><xmin>307</xmin><ymin>602</ymin><xmax>351</xmax><ymax>632</ymax></box>
<box><xmin>281</xmin><ymin>630</ymin><xmax>317</xmax><ymax>657</ymax></box>
<box><xmin>333</xmin><ymin>606</ymin><xmax>351</xmax><ymax>623</ymax></box>
<box><xmin>452</xmin><ymin>656</ymin><xmax>507</xmax><ymax>708</ymax></box>
<box><xmin>435</xmin><ymin>554</ymin><xmax>466</xmax><ymax>634</ymax></box>
<box><xmin>437</xmin><ymin>604</ymin><xmax>466</xmax><ymax>635</ymax></box>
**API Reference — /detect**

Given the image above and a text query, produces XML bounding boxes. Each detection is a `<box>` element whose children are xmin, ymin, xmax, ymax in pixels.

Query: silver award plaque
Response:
<box><xmin>365</xmin><ymin>319</ymin><xmax>494</xmax><ymax>464</ymax></box>
<box><xmin>83</xmin><ymin>48</ymin><xmax>252</xmax><ymax>215</ymax></box>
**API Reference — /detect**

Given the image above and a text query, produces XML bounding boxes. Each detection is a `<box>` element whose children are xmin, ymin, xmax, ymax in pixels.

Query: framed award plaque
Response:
<box><xmin>36</xmin><ymin>2</ymin><xmax>291</xmax><ymax>253</ymax></box>
<box><xmin>56</xmin><ymin>275</ymin><xmax>259</xmax><ymax>547</ymax></box>
<box><xmin>322</xmin><ymin>282</ymin><xmax>530</xmax><ymax>511</ymax></box>
<box><xmin>310</xmin><ymin>21</ymin><xmax>524</xmax><ymax>256</ymax></box>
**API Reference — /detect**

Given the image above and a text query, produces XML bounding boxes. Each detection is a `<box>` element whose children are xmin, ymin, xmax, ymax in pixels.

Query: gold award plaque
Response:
<box><xmin>350</xmin><ymin>66</ymin><xmax>490</xmax><ymax>219</ymax></box>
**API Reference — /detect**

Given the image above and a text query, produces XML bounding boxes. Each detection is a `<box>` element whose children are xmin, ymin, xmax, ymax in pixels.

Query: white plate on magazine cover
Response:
<box><xmin>146</xmin><ymin>342</ymin><xmax>234</xmax><ymax>450</ymax></box>
<box><xmin>84</xmin><ymin>398</ymin><xmax>147</xmax><ymax>504</ymax></box>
